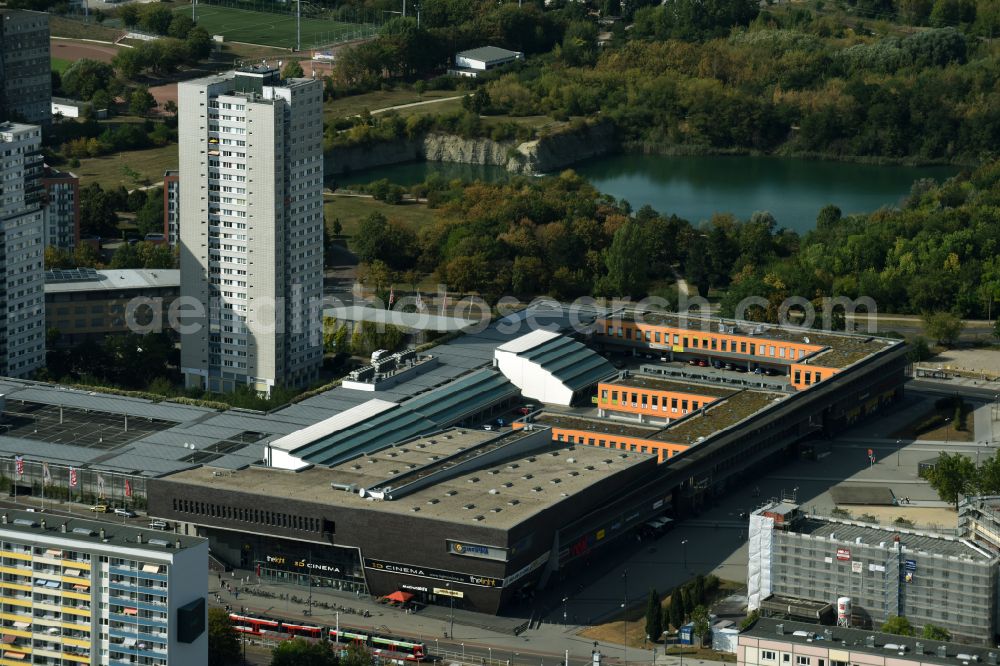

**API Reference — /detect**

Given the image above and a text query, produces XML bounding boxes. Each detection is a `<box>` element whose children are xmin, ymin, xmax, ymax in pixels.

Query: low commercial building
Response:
<box><xmin>0</xmin><ymin>509</ymin><xmax>208</xmax><ymax>666</ymax></box>
<box><xmin>44</xmin><ymin>267</ymin><xmax>180</xmax><ymax>345</ymax></box>
<box><xmin>739</xmin><ymin>618</ymin><xmax>1000</xmax><ymax>666</ymax></box>
<box><xmin>449</xmin><ymin>46</ymin><xmax>524</xmax><ymax>77</ymax></box>
<box><xmin>748</xmin><ymin>501</ymin><xmax>998</xmax><ymax>645</ymax></box>
<box><xmin>148</xmin><ymin>426</ymin><xmax>668</xmax><ymax>614</ymax></box>
<box><xmin>51</xmin><ymin>97</ymin><xmax>107</xmax><ymax>120</ymax></box>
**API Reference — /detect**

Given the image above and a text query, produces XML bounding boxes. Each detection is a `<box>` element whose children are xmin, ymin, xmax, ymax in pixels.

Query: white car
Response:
<box><xmin>114</xmin><ymin>508</ymin><xmax>137</xmax><ymax>518</ymax></box>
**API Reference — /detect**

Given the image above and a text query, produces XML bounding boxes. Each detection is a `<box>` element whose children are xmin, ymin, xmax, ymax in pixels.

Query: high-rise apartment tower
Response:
<box><xmin>178</xmin><ymin>67</ymin><xmax>324</xmax><ymax>395</ymax></box>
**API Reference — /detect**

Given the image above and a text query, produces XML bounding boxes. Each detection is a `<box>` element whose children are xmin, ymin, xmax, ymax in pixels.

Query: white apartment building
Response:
<box><xmin>0</xmin><ymin>509</ymin><xmax>208</xmax><ymax>666</ymax></box>
<box><xmin>177</xmin><ymin>67</ymin><xmax>324</xmax><ymax>396</ymax></box>
<box><xmin>0</xmin><ymin>121</ymin><xmax>45</xmax><ymax>378</ymax></box>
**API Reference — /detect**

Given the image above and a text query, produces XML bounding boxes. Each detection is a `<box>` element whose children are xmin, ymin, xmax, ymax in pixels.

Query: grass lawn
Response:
<box><xmin>74</xmin><ymin>144</ymin><xmax>178</xmax><ymax>188</ymax></box>
<box><xmin>184</xmin><ymin>4</ymin><xmax>375</xmax><ymax>49</ymax></box>
<box><xmin>324</xmin><ymin>194</ymin><xmax>440</xmax><ymax>240</ymax></box>
<box><xmin>51</xmin><ymin>57</ymin><xmax>73</xmax><ymax>74</ymax></box>
<box><xmin>325</xmin><ymin>89</ymin><xmax>462</xmax><ymax>122</ymax></box>
<box><xmin>49</xmin><ymin>16</ymin><xmax>123</xmax><ymax>42</ymax></box>
<box><xmin>891</xmin><ymin>404</ymin><xmax>975</xmax><ymax>443</ymax></box>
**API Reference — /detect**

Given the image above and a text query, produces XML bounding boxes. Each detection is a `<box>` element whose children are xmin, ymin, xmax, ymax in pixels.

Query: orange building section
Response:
<box><xmin>512</xmin><ymin>422</ymin><xmax>688</xmax><ymax>463</ymax></box>
<box><xmin>788</xmin><ymin>363</ymin><xmax>838</xmax><ymax>390</ymax></box>
<box><xmin>597</xmin><ymin>382</ymin><xmax>724</xmax><ymax>419</ymax></box>
<box><xmin>595</xmin><ymin>319</ymin><xmax>842</xmax><ymax>390</ymax></box>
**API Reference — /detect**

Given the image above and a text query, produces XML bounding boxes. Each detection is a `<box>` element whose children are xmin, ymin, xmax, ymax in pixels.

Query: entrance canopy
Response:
<box><xmin>385</xmin><ymin>590</ymin><xmax>413</xmax><ymax>603</ymax></box>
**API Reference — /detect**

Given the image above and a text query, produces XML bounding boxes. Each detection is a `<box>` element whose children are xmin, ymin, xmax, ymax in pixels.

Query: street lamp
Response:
<box><xmin>945</xmin><ymin>418</ymin><xmax>952</xmax><ymax>445</ymax></box>
<box><xmin>896</xmin><ymin>439</ymin><xmax>901</xmax><ymax>467</ymax></box>
<box><xmin>563</xmin><ymin>596</ymin><xmax>569</xmax><ymax>625</ymax></box>
<box><xmin>681</xmin><ymin>540</ymin><xmax>689</xmax><ymax>571</ymax></box>
<box><xmin>447</xmin><ymin>583</ymin><xmax>455</xmax><ymax>639</ymax></box>
<box><xmin>622</xmin><ymin>569</ymin><xmax>629</xmax><ymax>666</ymax></box>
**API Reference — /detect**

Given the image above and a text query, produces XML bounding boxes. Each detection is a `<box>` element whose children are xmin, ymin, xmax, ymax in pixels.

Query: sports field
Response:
<box><xmin>183</xmin><ymin>4</ymin><xmax>376</xmax><ymax>49</ymax></box>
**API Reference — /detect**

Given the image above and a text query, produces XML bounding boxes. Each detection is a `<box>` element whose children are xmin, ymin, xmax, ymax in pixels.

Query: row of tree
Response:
<box><xmin>645</xmin><ymin>574</ymin><xmax>720</xmax><ymax>643</ymax></box>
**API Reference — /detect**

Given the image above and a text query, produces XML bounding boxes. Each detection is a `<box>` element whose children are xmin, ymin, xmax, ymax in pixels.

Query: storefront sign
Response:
<box><xmin>868</xmin><ymin>563</ymin><xmax>885</xmax><ymax>573</ymax></box>
<box><xmin>652</xmin><ymin>499</ymin><xmax>664</xmax><ymax>510</ymax></box>
<box><xmin>401</xmin><ymin>585</ymin><xmax>428</xmax><ymax>593</ymax></box>
<box><xmin>504</xmin><ymin>552</ymin><xmax>549</xmax><ymax>587</ymax></box>
<box><xmin>851</xmin><ymin>561</ymin><xmax>863</xmax><ymax>574</ymax></box>
<box><xmin>364</xmin><ymin>558</ymin><xmax>502</xmax><ymax>588</ymax></box>
<box><xmin>836</xmin><ymin>548</ymin><xmax>851</xmax><ymax>561</ymax></box>
<box><xmin>904</xmin><ymin>559</ymin><xmax>917</xmax><ymax>571</ymax></box>
<box><xmin>434</xmin><ymin>587</ymin><xmax>464</xmax><ymax>598</ymax></box>
<box><xmin>265</xmin><ymin>554</ymin><xmax>341</xmax><ymax>574</ymax></box>
<box><xmin>447</xmin><ymin>540</ymin><xmax>508</xmax><ymax>561</ymax></box>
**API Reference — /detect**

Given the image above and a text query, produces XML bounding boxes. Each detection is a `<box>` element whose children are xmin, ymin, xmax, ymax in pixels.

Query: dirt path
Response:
<box><xmin>51</xmin><ymin>37</ymin><xmax>121</xmax><ymax>63</ymax></box>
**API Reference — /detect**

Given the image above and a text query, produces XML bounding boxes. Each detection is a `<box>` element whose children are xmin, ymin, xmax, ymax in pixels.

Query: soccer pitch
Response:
<box><xmin>184</xmin><ymin>4</ymin><xmax>375</xmax><ymax>49</ymax></box>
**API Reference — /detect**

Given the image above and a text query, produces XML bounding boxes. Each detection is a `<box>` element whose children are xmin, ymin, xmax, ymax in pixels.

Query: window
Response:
<box><xmin>782</xmin><ymin>655</ymin><xmax>790</xmax><ymax>664</ymax></box>
<box><xmin>794</xmin><ymin>370</ymin><xmax>801</xmax><ymax>384</ymax></box>
<box><xmin>761</xmin><ymin>652</ymin><xmax>776</xmax><ymax>661</ymax></box>
<box><xmin>655</xmin><ymin>332</ymin><xmax>661</xmax><ymax>343</ymax></box>
<box><xmin>796</xmin><ymin>657</ymin><xmax>811</xmax><ymax>666</ymax></box>
<box><xmin>740</xmin><ymin>341</ymin><xmax>747</xmax><ymax>353</ymax></box>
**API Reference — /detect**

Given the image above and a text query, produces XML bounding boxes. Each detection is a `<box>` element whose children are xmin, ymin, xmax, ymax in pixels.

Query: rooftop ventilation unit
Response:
<box><xmin>13</xmin><ymin>519</ymin><xmax>38</xmax><ymax>528</ymax></box>
<box><xmin>427</xmin><ymin>499</ymin><xmax>439</xmax><ymax>505</ymax></box>
<box><xmin>148</xmin><ymin>539</ymin><xmax>171</xmax><ymax>548</ymax></box>
<box><xmin>444</xmin><ymin>490</ymin><xmax>457</xmax><ymax>497</ymax></box>
<box><xmin>937</xmin><ymin>646</ymin><xmax>949</xmax><ymax>658</ymax></box>
<box><xmin>490</xmin><ymin>507</ymin><xmax>502</xmax><ymax>513</ymax></box>
<box><xmin>72</xmin><ymin>527</ymin><xmax>96</xmax><ymax>537</ymax></box>
<box><xmin>507</xmin><ymin>499</ymin><xmax>520</xmax><ymax>506</ymax></box>
<box><xmin>473</xmin><ymin>515</ymin><xmax>485</xmax><ymax>522</ymax></box>
<box><xmin>410</xmin><ymin>507</ymin><xmax>420</xmax><ymax>512</ymax></box>
<box><xmin>521</xmin><ymin>474</ymin><xmax>533</xmax><ymax>480</ymax></box>
<box><xmin>462</xmin><ymin>503</ymin><xmax>475</xmax><ymax>510</ymax></box>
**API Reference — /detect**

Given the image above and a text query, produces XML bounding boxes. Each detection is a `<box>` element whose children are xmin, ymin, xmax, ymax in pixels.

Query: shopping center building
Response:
<box><xmin>0</xmin><ymin>302</ymin><xmax>910</xmax><ymax>615</ymax></box>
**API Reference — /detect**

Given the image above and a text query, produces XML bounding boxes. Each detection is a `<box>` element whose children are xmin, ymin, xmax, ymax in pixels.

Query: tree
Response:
<box><xmin>140</xmin><ymin>4</ymin><xmax>175</xmax><ymax>35</ymax></box>
<box><xmin>925</xmin><ymin>452</ymin><xmax>977</xmax><ymax>508</ymax></box>
<box><xmin>921</xmin><ymin>624</ymin><xmax>951</xmax><ymax>641</ymax></box>
<box><xmin>601</xmin><ymin>221</ymin><xmax>649</xmax><ymax>297</ymax></box>
<box><xmin>129</xmin><ymin>87</ymin><xmax>157</xmax><ymax>117</ymax></box>
<box><xmin>680</xmin><ymin>587</ymin><xmax>693</xmax><ymax>621</ymax></box>
<box><xmin>119</xmin><ymin>3</ymin><xmax>140</xmax><ymax>28</ymax></box>
<box><xmin>208</xmin><ymin>607</ymin><xmax>240</xmax><ymax>666</ymax></box>
<box><xmin>270</xmin><ymin>638</ymin><xmax>338</xmax><ymax>666</ymax></box>
<box><xmin>79</xmin><ymin>183</ymin><xmax>119</xmax><ymax>238</ymax></box>
<box><xmin>669</xmin><ymin>588</ymin><xmax>684</xmax><ymax>630</ymax></box>
<box><xmin>645</xmin><ymin>588</ymin><xmax>662</xmax><ymax>645</ymax></box>
<box><xmin>690</xmin><ymin>605</ymin><xmax>711</xmax><ymax>646</ymax></box>
<box><xmin>816</xmin><ymin>204</ymin><xmax>842</xmax><ymax>231</ymax></box>
<box><xmin>283</xmin><ymin>60</ymin><xmax>305</xmax><ymax>79</ymax></box>
<box><xmin>61</xmin><ymin>59</ymin><xmax>115</xmax><ymax>101</ymax></box>
<box><xmin>168</xmin><ymin>14</ymin><xmax>195</xmax><ymax>39</ymax></box>
<box><xmin>923</xmin><ymin>311</ymin><xmax>963</xmax><ymax>346</ymax></box>
<box><xmin>977</xmin><ymin>452</ymin><xmax>1000</xmax><ymax>495</ymax></box>
<box><xmin>341</xmin><ymin>644</ymin><xmax>374</xmax><ymax>666</ymax></box>
<box><xmin>693</xmin><ymin>574</ymin><xmax>705</xmax><ymax>607</ymax></box>
<box><xmin>881</xmin><ymin>616</ymin><xmax>915</xmax><ymax>636</ymax></box>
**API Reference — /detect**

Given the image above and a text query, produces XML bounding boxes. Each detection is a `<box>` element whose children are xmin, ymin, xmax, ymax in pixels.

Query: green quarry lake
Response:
<box><xmin>338</xmin><ymin>154</ymin><xmax>960</xmax><ymax>233</ymax></box>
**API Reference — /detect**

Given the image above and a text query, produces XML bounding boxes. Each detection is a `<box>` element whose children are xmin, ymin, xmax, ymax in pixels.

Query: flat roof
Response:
<box><xmin>655</xmin><ymin>390</ymin><xmax>785</xmax><ymax>443</ymax></box>
<box><xmin>456</xmin><ymin>46</ymin><xmax>523</xmax><ymax>62</ymax></box>
<box><xmin>533</xmin><ymin>413</ymin><xmax>662</xmax><ymax>439</ymax></box>
<box><xmin>0</xmin><ymin>509</ymin><xmax>204</xmax><ymax>554</ymax></box>
<box><xmin>163</xmin><ymin>429</ymin><xmax>652</xmax><ymax>528</ymax></box>
<box><xmin>45</xmin><ymin>268</ymin><xmax>180</xmax><ymax>293</ymax></box>
<box><xmin>744</xmin><ymin>618</ymin><xmax>997</xmax><ymax>666</ymax></box>
<box><xmin>610</xmin><ymin>311</ymin><xmax>897</xmax><ymax>369</ymax></box>
<box><xmin>794</xmin><ymin>516</ymin><xmax>993</xmax><ymax>561</ymax></box>
<box><xmin>324</xmin><ymin>305</ymin><xmax>478</xmax><ymax>333</ymax></box>
<box><xmin>609</xmin><ymin>375</ymin><xmax>736</xmax><ymax>398</ymax></box>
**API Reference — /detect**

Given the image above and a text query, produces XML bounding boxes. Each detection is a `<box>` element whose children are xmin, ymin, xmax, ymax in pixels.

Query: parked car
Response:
<box><xmin>724</xmin><ymin>363</ymin><xmax>734</xmax><ymax>370</ymax></box>
<box><xmin>114</xmin><ymin>508</ymin><xmax>137</xmax><ymax>518</ymax></box>
<box><xmin>89</xmin><ymin>505</ymin><xmax>109</xmax><ymax>513</ymax></box>
<box><xmin>712</xmin><ymin>360</ymin><xmax>723</xmax><ymax>369</ymax></box>
<box><xmin>764</xmin><ymin>368</ymin><xmax>780</xmax><ymax>376</ymax></box>
<box><xmin>696</xmin><ymin>359</ymin><xmax>708</xmax><ymax>367</ymax></box>
<box><xmin>687</xmin><ymin>359</ymin><xmax>698</xmax><ymax>366</ymax></box>
<box><xmin>148</xmin><ymin>520</ymin><xmax>170</xmax><ymax>530</ymax></box>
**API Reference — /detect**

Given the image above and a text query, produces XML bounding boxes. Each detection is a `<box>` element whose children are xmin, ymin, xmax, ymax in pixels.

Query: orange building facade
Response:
<box><xmin>512</xmin><ymin>422</ymin><xmax>688</xmax><ymax>463</ymax></box>
<box><xmin>597</xmin><ymin>382</ymin><xmax>724</xmax><ymax>420</ymax></box>
<box><xmin>594</xmin><ymin>317</ymin><xmax>841</xmax><ymax>391</ymax></box>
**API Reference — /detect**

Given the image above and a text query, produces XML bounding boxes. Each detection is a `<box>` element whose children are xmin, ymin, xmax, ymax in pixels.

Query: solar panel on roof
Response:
<box><xmin>44</xmin><ymin>267</ymin><xmax>101</xmax><ymax>283</ymax></box>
